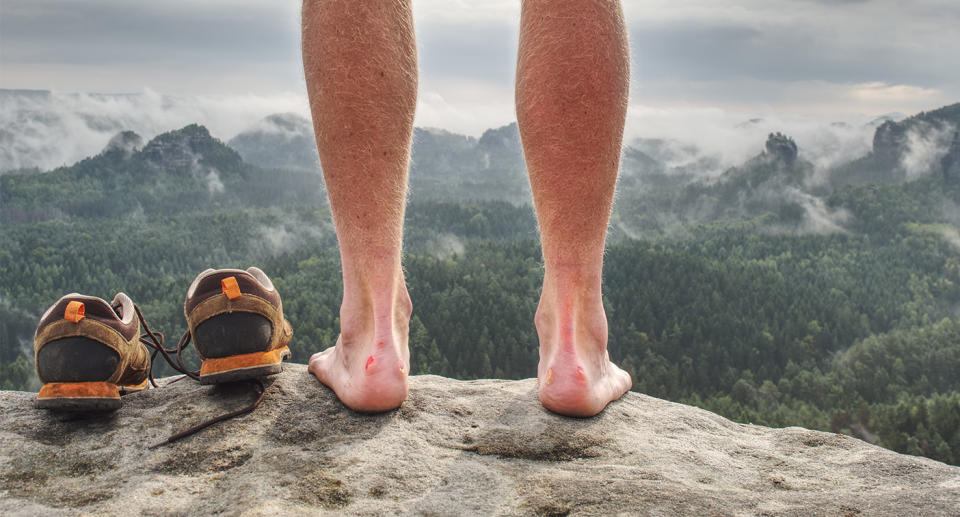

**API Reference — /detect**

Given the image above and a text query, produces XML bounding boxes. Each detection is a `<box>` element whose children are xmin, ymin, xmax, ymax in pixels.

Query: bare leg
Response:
<box><xmin>516</xmin><ymin>0</ymin><xmax>632</xmax><ymax>417</ymax></box>
<box><xmin>302</xmin><ymin>0</ymin><xmax>415</xmax><ymax>412</ymax></box>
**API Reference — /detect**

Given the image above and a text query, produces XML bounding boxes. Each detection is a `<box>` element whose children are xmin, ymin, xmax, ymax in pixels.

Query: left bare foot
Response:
<box><xmin>308</xmin><ymin>269</ymin><xmax>411</xmax><ymax>413</ymax></box>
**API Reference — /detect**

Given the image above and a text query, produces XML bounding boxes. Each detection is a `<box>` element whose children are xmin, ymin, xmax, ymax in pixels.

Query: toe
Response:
<box><xmin>307</xmin><ymin>348</ymin><xmax>333</xmax><ymax>377</ymax></box>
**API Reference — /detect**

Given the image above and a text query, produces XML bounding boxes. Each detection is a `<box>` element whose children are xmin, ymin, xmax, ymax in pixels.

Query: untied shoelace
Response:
<box><xmin>132</xmin><ymin>304</ymin><xmax>267</xmax><ymax>448</ymax></box>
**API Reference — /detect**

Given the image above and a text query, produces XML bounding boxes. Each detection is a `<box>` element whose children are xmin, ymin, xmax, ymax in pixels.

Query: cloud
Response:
<box><xmin>900</xmin><ymin>121</ymin><xmax>956</xmax><ymax>180</ymax></box>
<box><xmin>0</xmin><ymin>1</ymin><xmax>304</xmax><ymax>95</ymax></box>
<box><xmin>415</xmin><ymin>82</ymin><xmax>516</xmax><ymax>137</ymax></box>
<box><xmin>3</xmin><ymin>0</ymin><xmax>958</xmax><ymax>118</ymax></box>
<box><xmin>413</xmin><ymin>0</ymin><xmax>518</xmax><ymax>23</ymax></box>
<box><xmin>204</xmin><ymin>169</ymin><xmax>225</xmax><ymax>194</ymax></box>
<box><xmin>2</xmin><ymin>0</ymin><xmax>958</xmax><ymax>168</ymax></box>
<box><xmin>622</xmin><ymin>104</ymin><xmax>878</xmax><ymax>174</ymax></box>
<box><xmin>417</xmin><ymin>21</ymin><xmax>518</xmax><ymax>84</ymax></box>
<box><xmin>851</xmin><ymin>83</ymin><xmax>946</xmax><ymax>104</ymax></box>
<box><xmin>0</xmin><ymin>89</ymin><xmax>309</xmax><ymax>171</ymax></box>
<box><xmin>251</xmin><ymin>213</ymin><xmax>331</xmax><ymax>258</ymax></box>
<box><xmin>1</xmin><ymin>1</ymin><xmax>300</xmax><ymax>66</ymax></box>
<box><xmin>422</xmin><ymin>233</ymin><xmax>467</xmax><ymax>260</ymax></box>
<box><xmin>780</xmin><ymin>188</ymin><xmax>851</xmax><ymax>235</ymax></box>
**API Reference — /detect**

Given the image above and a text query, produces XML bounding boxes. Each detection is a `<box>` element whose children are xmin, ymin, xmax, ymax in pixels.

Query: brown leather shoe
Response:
<box><xmin>184</xmin><ymin>267</ymin><xmax>293</xmax><ymax>385</ymax></box>
<box><xmin>34</xmin><ymin>293</ymin><xmax>151</xmax><ymax>410</ymax></box>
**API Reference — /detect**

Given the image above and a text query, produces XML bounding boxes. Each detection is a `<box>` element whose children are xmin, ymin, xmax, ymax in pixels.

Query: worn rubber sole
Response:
<box><xmin>198</xmin><ymin>346</ymin><xmax>291</xmax><ymax>385</ymax></box>
<box><xmin>36</xmin><ymin>378</ymin><xmax>151</xmax><ymax>411</ymax></box>
<box><xmin>36</xmin><ymin>381</ymin><xmax>121</xmax><ymax>411</ymax></box>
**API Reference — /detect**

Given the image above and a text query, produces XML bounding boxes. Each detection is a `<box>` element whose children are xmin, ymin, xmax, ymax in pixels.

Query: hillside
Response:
<box><xmin>0</xmin><ymin>124</ymin><xmax>324</xmax><ymax>222</ymax></box>
<box><xmin>229</xmin><ymin>114</ymin><xmax>532</xmax><ymax>204</ymax></box>
<box><xmin>2</xmin><ymin>104</ymin><xmax>960</xmax><ymax>467</ymax></box>
<box><xmin>1</xmin><ymin>364</ymin><xmax>957</xmax><ymax>516</ymax></box>
<box><xmin>831</xmin><ymin>103</ymin><xmax>960</xmax><ymax>188</ymax></box>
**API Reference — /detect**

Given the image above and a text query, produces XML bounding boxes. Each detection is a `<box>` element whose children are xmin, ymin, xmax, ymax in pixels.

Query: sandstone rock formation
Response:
<box><xmin>101</xmin><ymin>130</ymin><xmax>143</xmax><ymax>158</ymax></box>
<box><xmin>765</xmin><ymin>132</ymin><xmax>799</xmax><ymax>166</ymax></box>
<box><xmin>1</xmin><ymin>363</ymin><xmax>958</xmax><ymax>516</ymax></box>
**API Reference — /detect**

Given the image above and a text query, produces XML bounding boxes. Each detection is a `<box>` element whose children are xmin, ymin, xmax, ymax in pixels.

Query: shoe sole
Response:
<box><xmin>198</xmin><ymin>346</ymin><xmax>291</xmax><ymax>385</ymax></box>
<box><xmin>35</xmin><ymin>380</ymin><xmax>148</xmax><ymax>411</ymax></box>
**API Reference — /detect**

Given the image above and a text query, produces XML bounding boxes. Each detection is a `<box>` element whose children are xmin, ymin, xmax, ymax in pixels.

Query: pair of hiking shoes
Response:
<box><xmin>33</xmin><ymin>267</ymin><xmax>293</xmax><ymax>411</ymax></box>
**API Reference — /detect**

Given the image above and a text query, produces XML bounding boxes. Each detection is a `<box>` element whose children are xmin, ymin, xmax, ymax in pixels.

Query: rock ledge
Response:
<box><xmin>1</xmin><ymin>363</ymin><xmax>958</xmax><ymax>516</ymax></box>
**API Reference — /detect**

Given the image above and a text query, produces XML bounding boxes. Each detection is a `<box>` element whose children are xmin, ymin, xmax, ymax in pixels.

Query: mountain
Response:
<box><xmin>102</xmin><ymin>130</ymin><xmax>143</xmax><ymax>157</ymax></box>
<box><xmin>409</xmin><ymin>123</ymin><xmax>530</xmax><ymax>204</ymax></box>
<box><xmin>610</xmin><ymin>103</ymin><xmax>960</xmax><ymax>238</ymax></box>
<box><xmin>4</xmin><ymin>104</ymin><xmax>960</xmax><ymax>467</ymax></box>
<box><xmin>942</xmin><ymin>130</ymin><xmax>960</xmax><ymax>185</ymax></box>
<box><xmin>139</xmin><ymin>123</ymin><xmax>243</xmax><ymax>173</ymax></box>
<box><xmin>0</xmin><ymin>124</ymin><xmax>324</xmax><ymax>222</ymax></box>
<box><xmin>227</xmin><ymin>117</ymin><xmax>532</xmax><ymax>204</ymax></box>
<box><xmin>612</xmin><ymin>132</ymin><xmax>836</xmax><ymax>236</ymax></box>
<box><xmin>831</xmin><ymin>103</ymin><xmax>960</xmax><ymax>188</ymax></box>
<box><xmin>228</xmin><ymin>113</ymin><xmax>320</xmax><ymax>172</ymax></box>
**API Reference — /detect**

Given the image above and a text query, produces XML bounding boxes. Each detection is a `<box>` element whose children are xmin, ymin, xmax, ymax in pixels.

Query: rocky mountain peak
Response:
<box><xmin>139</xmin><ymin>124</ymin><xmax>241</xmax><ymax>172</ymax></box>
<box><xmin>478</xmin><ymin>122</ymin><xmax>521</xmax><ymax>155</ymax></box>
<box><xmin>101</xmin><ymin>130</ymin><xmax>143</xmax><ymax>157</ymax></box>
<box><xmin>765</xmin><ymin>132</ymin><xmax>799</xmax><ymax>165</ymax></box>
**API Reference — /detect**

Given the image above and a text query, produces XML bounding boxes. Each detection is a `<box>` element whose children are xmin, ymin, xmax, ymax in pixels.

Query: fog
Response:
<box><xmin>0</xmin><ymin>89</ymin><xmax>308</xmax><ymax>172</ymax></box>
<box><xmin>2</xmin><ymin>89</ymin><xmax>897</xmax><ymax>178</ymax></box>
<box><xmin>623</xmin><ymin>105</ymin><xmax>885</xmax><ymax>179</ymax></box>
<box><xmin>901</xmin><ymin>121</ymin><xmax>956</xmax><ymax>180</ymax></box>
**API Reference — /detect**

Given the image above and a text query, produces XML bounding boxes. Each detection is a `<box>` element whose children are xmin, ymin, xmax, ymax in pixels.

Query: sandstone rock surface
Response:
<box><xmin>1</xmin><ymin>363</ymin><xmax>958</xmax><ymax>516</ymax></box>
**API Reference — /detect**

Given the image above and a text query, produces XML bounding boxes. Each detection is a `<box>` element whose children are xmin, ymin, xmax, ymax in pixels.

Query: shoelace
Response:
<box><xmin>132</xmin><ymin>304</ymin><xmax>268</xmax><ymax>448</ymax></box>
<box><xmin>133</xmin><ymin>305</ymin><xmax>199</xmax><ymax>386</ymax></box>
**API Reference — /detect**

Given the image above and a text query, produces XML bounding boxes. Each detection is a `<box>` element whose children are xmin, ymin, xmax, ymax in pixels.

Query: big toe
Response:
<box><xmin>307</xmin><ymin>349</ymin><xmax>332</xmax><ymax>377</ymax></box>
<box><xmin>611</xmin><ymin>369</ymin><xmax>632</xmax><ymax>401</ymax></box>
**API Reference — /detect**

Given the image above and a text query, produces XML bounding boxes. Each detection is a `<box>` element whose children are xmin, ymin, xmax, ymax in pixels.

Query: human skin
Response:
<box><xmin>302</xmin><ymin>0</ymin><xmax>632</xmax><ymax>416</ymax></box>
<box><xmin>516</xmin><ymin>0</ymin><xmax>633</xmax><ymax>417</ymax></box>
<box><xmin>302</xmin><ymin>0</ymin><xmax>415</xmax><ymax>412</ymax></box>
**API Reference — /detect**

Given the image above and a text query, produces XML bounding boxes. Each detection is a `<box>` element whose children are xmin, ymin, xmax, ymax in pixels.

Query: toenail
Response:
<box><xmin>545</xmin><ymin>368</ymin><xmax>554</xmax><ymax>385</ymax></box>
<box><xmin>377</xmin><ymin>341</ymin><xmax>384</xmax><ymax>347</ymax></box>
<box><xmin>576</xmin><ymin>366</ymin><xmax>587</xmax><ymax>380</ymax></box>
<box><xmin>365</xmin><ymin>356</ymin><xmax>375</xmax><ymax>370</ymax></box>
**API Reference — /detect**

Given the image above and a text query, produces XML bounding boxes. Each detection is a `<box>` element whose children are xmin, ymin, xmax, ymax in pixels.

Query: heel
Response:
<box><xmin>36</xmin><ymin>382</ymin><xmax>121</xmax><ymax>411</ymax></box>
<box><xmin>198</xmin><ymin>346</ymin><xmax>291</xmax><ymax>385</ymax></box>
<box><xmin>119</xmin><ymin>378</ymin><xmax>151</xmax><ymax>394</ymax></box>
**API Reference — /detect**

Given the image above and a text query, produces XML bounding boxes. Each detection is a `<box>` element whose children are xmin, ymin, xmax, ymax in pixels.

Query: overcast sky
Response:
<box><xmin>1</xmin><ymin>0</ymin><xmax>959</xmax><ymax>136</ymax></box>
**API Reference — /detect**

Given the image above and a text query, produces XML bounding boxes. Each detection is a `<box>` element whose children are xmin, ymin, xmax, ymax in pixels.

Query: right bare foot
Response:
<box><xmin>535</xmin><ymin>270</ymin><xmax>632</xmax><ymax>418</ymax></box>
<box><xmin>308</xmin><ymin>271</ymin><xmax>412</xmax><ymax>412</ymax></box>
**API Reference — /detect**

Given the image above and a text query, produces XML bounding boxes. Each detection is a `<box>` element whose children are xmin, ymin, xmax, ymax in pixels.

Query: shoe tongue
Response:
<box><xmin>195</xmin><ymin>270</ymin><xmax>253</xmax><ymax>299</ymax></box>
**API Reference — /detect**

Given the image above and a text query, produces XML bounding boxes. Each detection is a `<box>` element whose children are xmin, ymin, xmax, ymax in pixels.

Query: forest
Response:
<box><xmin>1</xmin><ymin>105</ymin><xmax>959</xmax><ymax>466</ymax></box>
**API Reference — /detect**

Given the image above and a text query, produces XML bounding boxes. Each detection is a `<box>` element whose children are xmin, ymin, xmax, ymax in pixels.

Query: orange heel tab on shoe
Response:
<box><xmin>221</xmin><ymin>276</ymin><xmax>242</xmax><ymax>300</ymax></box>
<box><xmin>64</xmin><ymin>301</ymin><xmax>85</xmax><ymax>322</ymax></box>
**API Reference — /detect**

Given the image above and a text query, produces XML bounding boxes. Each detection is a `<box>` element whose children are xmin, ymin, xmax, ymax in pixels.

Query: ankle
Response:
<box><xmin>539</xmin><ymin>262</ymin><xmax>603</xmax><ymax>311</ymax></box>
<box><xmin>536</xmin><ymin>273</ymin><xmax>608</xmax><ymax>355</ymax></box>
<box><xmin>339</xmin><ymin>267</ymin><xmax>411</xmax><ymax>349</ymax></box>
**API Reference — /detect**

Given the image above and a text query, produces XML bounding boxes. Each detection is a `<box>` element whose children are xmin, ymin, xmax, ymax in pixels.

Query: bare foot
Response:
<box><xmin>308</xmin><ymin>273</ymin><xmax>412</xmax><ymax>412</ymax></box>
<box><xmin>535</xmin><ymin>273</ymin><xmax>632</xmax><ymax>417</ymax></box>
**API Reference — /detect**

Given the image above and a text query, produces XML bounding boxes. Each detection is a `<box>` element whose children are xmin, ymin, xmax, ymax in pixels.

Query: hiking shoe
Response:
<box><xmin>34</xmin><ymin>293</ymin><xmax>152</xmax><ymax>411</ymax></box>
<box><xmin>184</xmin><ymin>267</ymin><xmax>293</xmax><ymax>385</ymax></box>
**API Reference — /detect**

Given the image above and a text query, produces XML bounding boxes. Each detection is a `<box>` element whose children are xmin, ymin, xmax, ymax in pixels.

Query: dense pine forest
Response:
<box><xmin>1</xmin><ymin>102</ymin><xmax>959</xmax><ymax>466</ymax></box>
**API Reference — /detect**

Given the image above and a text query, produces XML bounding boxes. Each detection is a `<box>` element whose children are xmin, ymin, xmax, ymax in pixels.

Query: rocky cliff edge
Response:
<box><xmin>1</xmin><ymin>363</ymin><xmax>958</xmax><ymax>516</ymax></box>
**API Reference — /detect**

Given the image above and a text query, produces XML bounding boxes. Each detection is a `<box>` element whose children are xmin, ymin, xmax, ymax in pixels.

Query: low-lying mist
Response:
<box><xmin>0</xmin><ymin>89</ymin><xmax>309</xmax><ymax>172</ymax></box>
<box><xmin>622</xmin><ymin>106</ymin><xmax>892</xmax><ymax>179</ymax></box>
<box><xmin>1</xmin><ymin>88</ymin><xmax>900</xmax><ymax>177</ymax></box>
